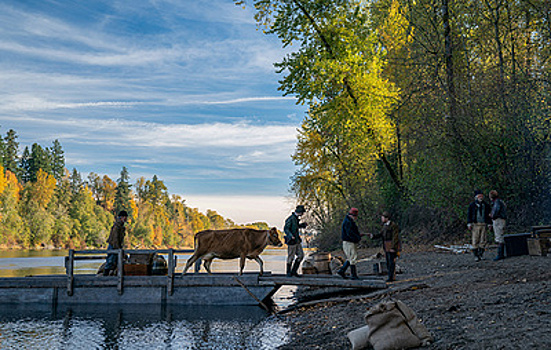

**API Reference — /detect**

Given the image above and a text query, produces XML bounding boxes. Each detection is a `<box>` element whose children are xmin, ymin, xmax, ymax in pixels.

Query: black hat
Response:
<box><xmin>118</xmin><ymin>210</ymin><xmax>128</xmax><ymax>217</ymax></box>
<box><xmin>295</xmin><ymin>205</ymin><xmax>306</xmax><ymax>214</ymax></box>
<box><xmin>474</xmin><ymin>189</ymin><xmax>482</xmax><ymax>196</ymax></box>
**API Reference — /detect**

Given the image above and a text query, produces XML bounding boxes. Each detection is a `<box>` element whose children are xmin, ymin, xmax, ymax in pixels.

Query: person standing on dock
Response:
<box><xmin>284</xmin><ymin>205</ymin><xmax>307</xmax><ymax>277</ymax></box>
<box><xmin>370</xmin><ymin>211</ymin><xmax>401</xmax><ymax>282</ymax></box>
<box><xmin>338</xmin><ymin>207</ymin><xmax>366</xmax><ymax>280</ymax></box>
<box><xmin>467</xmin><ymin>190</ymin><xmax>492</xmax><ymax>261</ymax></box>
<box><xmin>489</xmin><ymin>190</ymin><xmax>507</xmax><ymax>261</ymax></box>
<box><xmin>103</xmin><ymin>210</ymin><xmax>128</xmax><ymax>276</ymax></box>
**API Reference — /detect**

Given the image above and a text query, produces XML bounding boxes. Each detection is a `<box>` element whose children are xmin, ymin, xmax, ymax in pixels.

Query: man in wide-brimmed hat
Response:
<box><xmin>370</xmin><ymin>211</ymin><xmax>401</xmax><ymax>282</ymax></box>
<box><xmin>284</xmin><ymin>205</ymin><xmax>307</xmax><ymax>277</ymax></box>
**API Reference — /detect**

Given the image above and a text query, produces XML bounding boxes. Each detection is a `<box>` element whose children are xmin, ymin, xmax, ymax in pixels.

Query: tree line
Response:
<box><xmin>239</xmin><ymin>0</ymin><xmax>551</xmax><ymax>249</ymax></box>
<box><xmin>0</xmin><ymin>128</ymin><xmax>268</xmax><ymax>249</ymax></box>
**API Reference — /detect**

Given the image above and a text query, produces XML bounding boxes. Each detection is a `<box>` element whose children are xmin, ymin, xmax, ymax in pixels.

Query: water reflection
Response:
<box><xmin>0</xmin><ymin>304</ymin><xmax>288</xmax><ymax>349</ymax></box>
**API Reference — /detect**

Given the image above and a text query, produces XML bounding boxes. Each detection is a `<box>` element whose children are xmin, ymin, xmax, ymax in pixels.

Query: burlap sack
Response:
<box><xmin>365</xmin><ymin>300</ymin><xmax>432</xmax><ymax>350</ymax></box>
<box><xmin>347</xmin><ymin>325</ymin><xmax>371</xmax><ymax>350</ymax></box>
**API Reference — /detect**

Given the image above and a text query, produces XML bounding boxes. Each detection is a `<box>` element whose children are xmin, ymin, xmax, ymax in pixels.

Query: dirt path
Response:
<box><xmin>276</xmin><ymin>248</ymin><xmax>551</xmax><ymax>349</ymax></box>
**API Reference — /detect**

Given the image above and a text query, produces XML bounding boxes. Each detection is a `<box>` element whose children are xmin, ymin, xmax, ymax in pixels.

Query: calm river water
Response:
<box><xmin>0</xmin><ymin>249</ymin><xmax>297</xmax><ymax>349</ymax></box>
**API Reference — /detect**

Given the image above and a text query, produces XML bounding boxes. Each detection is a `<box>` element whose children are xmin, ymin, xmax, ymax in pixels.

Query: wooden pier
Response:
<box><xmin>0</xmin><ymin>249</ymin><xmax>387</xmax><ymax>307</ymax></box>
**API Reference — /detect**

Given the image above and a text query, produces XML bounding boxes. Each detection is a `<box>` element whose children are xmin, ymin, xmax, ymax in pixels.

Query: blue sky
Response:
<box><xmin>0</xmin><ymin>0</ymin><xmax>307</xmax><ymax>227</ymax></box>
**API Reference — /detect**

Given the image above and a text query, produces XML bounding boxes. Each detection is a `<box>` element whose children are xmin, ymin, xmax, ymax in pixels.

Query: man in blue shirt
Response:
<box><xmin>337</xmin><ymin>207</ymin><xmax>365</xmax><ymax>280</ymax></box>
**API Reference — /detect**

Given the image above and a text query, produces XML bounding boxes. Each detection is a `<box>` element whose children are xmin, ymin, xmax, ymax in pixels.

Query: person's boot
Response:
<box><xmin>493</xmin><ymin>244</ymin><xmax>505</xmax><ymax>261</ymax></box>
<box><xmin>479</xmin><ymin>248</ymin><xmax>485</xmax><ymax>260</ymax></box>
<box><xmin>286</xmin><ymin>263</ymin><xmax>292</xmax><ymax>277</ymax></box>
<box><xmin>350</xmin><ymin>265</ymin><xmax>360</xmax><ymax>280</ymax></box>
<box><xmin>290</xmin><ymin>260</ymin><xmax>301</xmax><ymax>277</ymax></box>
<box><xmin>337</xmin><ymin>261</ymin><xmax>350</xmax><ymax>279</ymax></box>
<box><xmin>472</xmin><ymin>249</ymin><xmax>480</xmax><ymax>262</ymax></box>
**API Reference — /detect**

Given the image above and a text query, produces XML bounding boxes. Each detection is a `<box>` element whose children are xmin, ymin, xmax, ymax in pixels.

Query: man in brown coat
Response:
<box><xmin>103</xmin><ymin>210</ymin><xmax>128</xmax><ymax>276</ymax></box>
<box><xmin>370</xmin><ymin>211</ymin><xmax>401</xmax><ymax>282</ymax></box>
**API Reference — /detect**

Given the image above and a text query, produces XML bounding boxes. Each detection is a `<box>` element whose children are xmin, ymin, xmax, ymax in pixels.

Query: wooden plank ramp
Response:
<box><xmin>259</xmin><ymin>274</ymin><xmax>387</xmax><ymax>289</ymax></box>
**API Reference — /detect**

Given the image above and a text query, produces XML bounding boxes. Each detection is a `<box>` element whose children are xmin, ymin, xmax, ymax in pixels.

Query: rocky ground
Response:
<box><xmin>275</xmin><ymin>246</ymin><xmax>551</xmax><ymax>349</ymax></box>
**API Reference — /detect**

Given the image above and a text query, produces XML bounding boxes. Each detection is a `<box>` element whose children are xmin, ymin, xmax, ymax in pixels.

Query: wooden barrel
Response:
<box><xmin>313</xmin><ymin>252</ymin><xmax>331</xmax><ymax>274</ymax></box>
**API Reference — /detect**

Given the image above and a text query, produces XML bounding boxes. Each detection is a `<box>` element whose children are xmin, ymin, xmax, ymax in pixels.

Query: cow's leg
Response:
<box><xmin>182</xmin><ymin>253</ymin><xmax>201</xmax><ymax>276</ymax></box>
<box><xmin>204</xmin><ymin>258</ymin><xmax>213</xmax><ymax>274</ymax></box>
<box><xmin>239</xmin><ymin>253</ymin><xmax>247</xmax><ymax>275</ymax></box>
<box><xmin>252</xmin><ymin>256</ymin><xmax>264</xmax><ymax>276</ymax></box>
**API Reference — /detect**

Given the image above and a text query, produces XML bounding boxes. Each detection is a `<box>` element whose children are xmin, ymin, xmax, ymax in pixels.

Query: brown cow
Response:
<box><xmin>182</xmin><ymin>227</ymin><xmax>282</xmax><ymax>276</ymax></box>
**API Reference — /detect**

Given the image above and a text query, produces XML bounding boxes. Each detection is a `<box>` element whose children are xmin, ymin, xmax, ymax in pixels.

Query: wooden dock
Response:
<box><xmin>0</xmin><ymin>249</ymin><xmax>387</xmax><ymax>307</ymax></box>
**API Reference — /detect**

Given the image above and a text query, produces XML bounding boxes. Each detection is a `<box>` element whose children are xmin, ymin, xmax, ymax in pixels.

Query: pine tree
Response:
<box><xmin>4</xmin><ymin>129</ymin><xmax>19</xmax><ymax>175</ymax></box>
<box><xmin>114</xmin><ymin>166</ymin><xmax>132</xmax><ymax>216</ymax></box>
<box><xmin>50</xmin><ymin>140</ymin><xmax>65</xmax><ymax>182</ymax></box>
<box><xmin>19</xmin><ymin>147</ymin><xmax>31</xmax><ymax>184</ymax></box>
<box><xmin>69</xmin><ymin>168</ymin><xmax>83</xmax><ymax>195</ymax></box>
<box><xmin>29</xmin><ymin>143</ymin><xmax>52</xmax><ymax>182</ymax></box>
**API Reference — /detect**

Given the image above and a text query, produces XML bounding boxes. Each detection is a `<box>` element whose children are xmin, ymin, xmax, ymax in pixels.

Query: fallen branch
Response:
<box><xmin>278</xmin><ymin>282</ymin><xmax>430</xmax><ymax>315</ymax></box>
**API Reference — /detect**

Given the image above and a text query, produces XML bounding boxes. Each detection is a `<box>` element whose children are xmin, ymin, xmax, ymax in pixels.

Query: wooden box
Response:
<box><xmin>123</xmin><ymin>263</ymin><xmax>149</xmax><ymax>275</ymax></box>
<box><xmin>301</xmin><ymin>266</ymin><xmax>317</xmax><ymax>274</ymax></box>
<box><xmin>128</xmin><ymin>253</ymin><xmax>154</xmax><ymax>265</ymax></box>
<box><xmin>527</xmin><ymin>238</ymin><xmax>549</xmax><ymax>256</ymax></box>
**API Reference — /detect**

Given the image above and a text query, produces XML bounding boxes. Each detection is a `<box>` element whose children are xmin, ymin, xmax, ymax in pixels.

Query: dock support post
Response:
<box><xmin>67</xmin><ymin>249</ymin><xmax>74</xmax><ymax>296</ymax></box>
<box><xmin>233</xmin><ymin>276</ymin><xmax>272</xmax><ymax>314</ymax></box>
<box><xmin>118</xmin><ymin>249</ymin><xmax>124</xmax><ymax>295</ymax></box>
<box><xmin>168</xmin><ymin>249</ymin><xmax>175</xmax><ymax>296</ymax></box>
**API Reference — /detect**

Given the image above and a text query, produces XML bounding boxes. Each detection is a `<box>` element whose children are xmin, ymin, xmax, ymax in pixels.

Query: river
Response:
<box><xmin>0</xmin><ymin>249</ymin><xmax>297</xmax><ymax>349</ymax></box>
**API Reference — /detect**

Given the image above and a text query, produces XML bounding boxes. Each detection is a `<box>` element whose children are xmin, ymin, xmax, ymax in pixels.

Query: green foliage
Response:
<box><xmin>0</xmin><ymin>133</ymin><xmax>254</xmax><ymax>249</ymax></box>
<box><xmin>242</xmin><ymin>0</ymin><xmax>551</xmax><ymax>249</ymax></box>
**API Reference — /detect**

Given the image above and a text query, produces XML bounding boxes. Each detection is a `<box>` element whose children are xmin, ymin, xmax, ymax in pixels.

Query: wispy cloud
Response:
<box><xmin>0</xmin><ymin>0</ymin><xmax>304</xmax><ymax>223</ymax></box>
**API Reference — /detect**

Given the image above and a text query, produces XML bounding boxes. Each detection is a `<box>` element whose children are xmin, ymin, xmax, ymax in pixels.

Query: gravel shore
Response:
<box><xmin>276</xmin><ymin>247</ymin><xmax>551</xmax><ymax>349</ymax></box>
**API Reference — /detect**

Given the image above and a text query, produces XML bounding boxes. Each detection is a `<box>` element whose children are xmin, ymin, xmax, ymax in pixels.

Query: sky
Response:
<box><xmin>0</xmin><ymin>0</ymin><xmax>308</xmax><ymax>228</ymax></box>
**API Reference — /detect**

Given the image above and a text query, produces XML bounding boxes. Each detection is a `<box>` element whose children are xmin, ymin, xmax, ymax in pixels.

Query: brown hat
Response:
<box><xmin>382</xmin><ymin>211</ymin><xmax>391</xmax><ymax>219</ymax></box>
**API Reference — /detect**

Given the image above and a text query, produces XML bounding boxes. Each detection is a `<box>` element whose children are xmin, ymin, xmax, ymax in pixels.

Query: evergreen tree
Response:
<box><xmin>50</xmin><ymin>139</ymin><xmax>65</xmax><ymax>182</ymax></box>
<box><xmin>114</xmin><ymin>166</ymin><xmax>132</xmax><ymax>216</ymax></box>
<box><xmin>0</xmin><ymin>131</ymin><xmax>4</xmax><ymax>168</ymax></box>
<box><xmin>29</xmin><ymin>143</ymin><xmax>52</xmax><ymax>182</ymax></box>
<box><xmin>4</xmin><ymin>129</ymin><xmax>19</xmax><ymax>175</ymax></box>
<box><xmin>69</xmin><ymin>168</ymin><xmax>83</xmax><ymax>195</ymax></box>
<box><xmin>19</xmin><ymin>147</ymin><xmax>31</xmax><ymax>184</ymax></box>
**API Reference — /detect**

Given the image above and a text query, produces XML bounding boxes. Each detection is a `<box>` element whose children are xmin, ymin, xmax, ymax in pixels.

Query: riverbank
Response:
<box><xmin>276</xmin><ymin>247</ymin><xmax>551</xmax><ymax>349</ymax></box>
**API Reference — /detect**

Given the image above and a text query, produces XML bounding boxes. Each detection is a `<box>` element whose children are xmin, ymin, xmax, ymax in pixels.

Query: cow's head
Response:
<box><xmin>268</xmin><ymin>227</ymin><xmax>283</xmax><ymax>247</ymax></box>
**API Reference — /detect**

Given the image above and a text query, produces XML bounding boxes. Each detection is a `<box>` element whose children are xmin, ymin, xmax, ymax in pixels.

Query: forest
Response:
<box><xmin>0</xmin><ymin>129</ymin><xmax>268</xmax><ymax>249</ymax></box>
<box><xmin>239</xmin><ymin>0</ymin><xmax>551</xmax><ymax>249</ymax></box>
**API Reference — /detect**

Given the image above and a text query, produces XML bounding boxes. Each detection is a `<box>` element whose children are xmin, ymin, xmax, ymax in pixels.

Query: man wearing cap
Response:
<box><xmin>337</xmin><ymin>207</ymin><xmax>365</xmax><ymax>280</ymax></box>
<box><xmin>467</xmin><ymin>190</ymin><xmax>492</xmax><ymax>261</ymax></box>
<box><xmin>371</xmin><ymin>211</ymin><xmax>401</xmax><ymax>282</ymax></box>
<box><xmin>103</xmin><ymin>210</ymin><xmax>129</xmax><ymax>276</ymax></box>
<box><xmin>284</xmin><ymin>205</ymin><xmax>307</xmax><ymax>277</ymax></box>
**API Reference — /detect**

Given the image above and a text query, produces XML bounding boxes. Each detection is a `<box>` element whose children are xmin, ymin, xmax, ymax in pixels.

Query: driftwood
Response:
<box><xmin>277</xmin><ymin>282</ymin><xmax>430</xmax><ymax>315</ymax></box>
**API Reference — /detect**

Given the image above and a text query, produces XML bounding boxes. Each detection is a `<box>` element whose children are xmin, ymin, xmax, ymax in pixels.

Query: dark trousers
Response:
<box><xmin>105</xmin><ymin>244</ymin><xmax>117</xmax><ymax>271</ymax></box>
<box><xmin>385</xmin><ymin>251</ymin><xmax>397</xmax><ymax>281</ymax></box>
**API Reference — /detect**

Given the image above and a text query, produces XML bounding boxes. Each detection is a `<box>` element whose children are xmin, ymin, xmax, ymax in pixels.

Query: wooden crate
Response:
<box><xmin>301</xmin><ymin>266</ymin><xmax>317</xmax><ymax>274</ymax></box>
<box><xmin>527</xmin><ymin>238</ymin><xmax>550</xmax><ymax>256</ymax></box>
<box><xmin>123</xmin><ymin>263</ymin><xmax>149</xmax><ymax>275</ymax></box>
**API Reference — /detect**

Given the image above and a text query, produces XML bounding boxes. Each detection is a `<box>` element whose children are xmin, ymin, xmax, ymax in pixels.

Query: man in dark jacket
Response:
<box><xmin>467</xmin><ymin>190</ymin><xmax>492</xmax><ymax>261</ymax></box>
<box><xmin>284</xmin><ymin>205</ymin><xmax>307</xmax><ymax>277</ymax></box>
<box><xmin>337</xmin><ymin>208</ymin><xmax>365</xmax><ymax>280</ymax></box>
<box><xmin>103</xmin><ymin>210</ymin><xmax>128</xmax><ymax>276</ymax></box>
<box><xmin>371</xmin><ymin>211</ymin><xmax>401</xmax><ymax>282</ymax></box>
<box><xmin>489</xmin><ymin>190</ymin><xmax>507</xmax><ymax>261</ymax></box>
